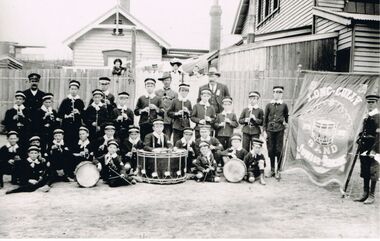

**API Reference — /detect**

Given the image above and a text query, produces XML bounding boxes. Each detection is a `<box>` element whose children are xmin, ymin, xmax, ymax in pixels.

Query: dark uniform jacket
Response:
<box><xmin>194</xmin><ymin>153</ymin><xmax>217</xmax><ymax>172</ymax></box>
<box><xmin>22</xmin><ymin>89</ymin><xmax>46</xmax><ymax>112</ymax></box>
<box><xmin>264</xmin><ymin>101</ymin><xmax>289</xmax><ymax>132</ymax></box>
<box><xmin>239</xmin><ymin>106</ymin><xmax>264</xmax><ymax>135</ymax></box>
<box><xmin>72</xmin><ymin>139</ymin><xmax>95</xmax><ymax>163</ymax></box>
<box><xmin>134</xmin><ymin>94</ymin><xmax>164</xmax><ymax>125</ymax></box>
<box><xmin>121</xmin><ymin>138</ymin><xmax>144</xmax><ymax>170</ymax></box>
<box><xmin>84</xmin><ymin>103</ymin><xmax>109</xmax><ymax>139</ymax></box>
<box><xmin>197</xmin><ymin>83</ymin><xmax>230</xmax><ymax>114</ymax></box>
<box><xmin>357</xmin><ymin>109</ymin><xmax>380</xmax><ymax>154</ymax></box>
<box><xmin>98</xmin><ymin>153</ymin><xmax>126</xmax><ymax>181</ymax></box>
<box><xmin>58</xmin><ymin>97</ymin><xmax>85</xmax><ymax>128</ymax></box>
<box><xmin>167</xmin><ymin>98</ymin><xmax>192</xmax><ymax>130</ymax></box>
<box><xmin>18</xmin><ymin>157</ymin><xmax>49</xmax><ymax>185</ymax></box>
<box><xmin>35</xmin><ymin>106</ymin><xmax>59</xmax><ymax>141</ymax></box>
<box><xmin>155</xmin><ymin>88</ymin><xmax>178</xmax><ymax>125</ymax></box>
<box><xmin>94</xmin><ymin>136</ymin><xmax>120</xmax><ymax>159</ymax></box>
<box><xmin>143</xmin><ymin>132</ymin><xmax>171</xmax><ymax>151</ymax></box>
<box><xmin>89</xmin><ymin>92</ymin><xmax>116</xmax><ymax>116</ymax></box>
<box><xmin>194</xmin><ymin>137</ymin><xmax>223</xmax><ymax>157</ymax></box>
<box><xmin>244</xmin><ymin>152</ymin><xmax>266</xmax><ymax>177</ymax></box>
<box><xmin>2</xmin><ymin>105</ymin><xmax>32</xmax><ymax>134</ymax></box>
<box><xmin>0</xmin><ymin>144</ymin><xmax>23</xmax><ymax>176</ymax></box>
<box><xmin>111</xmin><ymin>106</ymin><xmax>134</xmax><ymax>138</ymax></box>
<box><xmin>213</xmin><ymin>112</ymin><xmax>239</xmax><ymax>137</ymax></box>
<box><xmin>47</xmin><ymin>141</ymin><xmax>73</xmax><ymax>173</ymax></box>
<box><xmin>191</xmin><ymin>103</ymin><xmax>216</xmax><ymax>131</ymax></box>
<box><xmin>221</xmin><ymin>147</ymin><xmax>248</xmax><ymax>160</ymax></box>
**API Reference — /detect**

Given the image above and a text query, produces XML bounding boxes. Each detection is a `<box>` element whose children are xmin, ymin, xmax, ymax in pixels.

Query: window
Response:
<box><xmin>257</xmin><ymin>0</ymin><xmax>280</xmax><ymax>26</ymax></box>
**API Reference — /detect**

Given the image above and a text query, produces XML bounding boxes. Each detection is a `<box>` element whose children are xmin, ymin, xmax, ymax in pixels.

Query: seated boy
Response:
<box><xmin>96</xmin><ymin>140</ymin><xmax>136</xmax><ymax>187</ymax></box>
<box><xmin>243</xmin><ymin>138</ymin><xmax>266</xmax><ymax>185</ymax></box>
<box><xmin>221</xmin><ymin>133</ymin><xmax>248</xmax><ymax>161</ymax></box>
<box><xmin>72</xmin><ymin>126</ymin><xmax>95</xmax><ymax>165</ymax></box>
<box><xmin>143</xmin><ymin>118</ymin><xmax>172</xmax><ymax>152</ymax></box>
<box><xmin>193</xmin><ymin>141</ymin><xmax>220</xmax><ymax>183</ymax></box>
<box><xmin>47</xmin><ymin>129</ymin><xmax>74</xmax><ymax>183</ymax></box>
<box><xmin>0</xmin><ymin>131</ymin><xmax>23</xmax><ymax>187</ymax></box>
<box><xmin>6</xmin><ymin>145</ymin><xmax>50</xmax><ymax>194</ymax></box>
<box><xmin>174</xmin><ymin>127</ymin><xmax>196</xmax><ymax>173</ymax></box>
<box><xmin>121</xmin><ymin>125</ymin><xmax>144</xmax><ymax>174</ymax></box>
<box><xmin>95</xmin><ymin>124</ymin><xmax>120</xmax><ymax>159</ymax></box>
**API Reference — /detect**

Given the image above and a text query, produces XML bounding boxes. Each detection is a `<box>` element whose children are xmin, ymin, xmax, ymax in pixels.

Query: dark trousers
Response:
<box><xmin>216</xmin><ymin>136</ymin><xmax>230</xmax><ymax>150</ymax></box>
<box><xmin>140</xmin><ymin>123</ymin><xmax>153</xmax><ymax>141</ymax></box>
<box><xmin>163</xmin><ymin>124</ymin><xmax>173</xmax><ymax>141</ymax></box>
<box><xmin>0</xmin><ymin>162</ymin><xmax>19</xmax><ymax>187</ymax></box>
<box><xmin>172</xmin><ymin>129</ymin><xmax>183</xmax><ymax>145</ymax></box>
<box><xmin>6</xmin><ymin>178</ymin><xmax>47</xmax><ymax>194</ymax></box>
<box><xmin>242</xmin><ymin>133</ymin><xmax>260</xmax><ymax>152</ymax></box>
<box><xmin>266</xmin><ymin>130</ymin><xmax>285</xmax><ymax>171</ymax></box>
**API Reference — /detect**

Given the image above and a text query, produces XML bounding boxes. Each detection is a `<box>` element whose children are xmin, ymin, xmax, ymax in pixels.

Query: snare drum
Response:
<box><xmin>75</xmin><ymin>161</ymin><xmax>100</xmax><ymax>188</ymax></box>
<box><xmin>223</xmin><ymin>158</ymin><xmax>247</xmax><ymax>183</ymax></box>
<box><xmin>136</xmin><ymin>149</ymin><xmax>188</xmax><ymax>184</ymax></box>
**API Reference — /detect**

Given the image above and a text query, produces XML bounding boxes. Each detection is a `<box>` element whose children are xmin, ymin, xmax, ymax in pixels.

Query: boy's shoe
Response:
<box><xmin>260</xmin><ymin>176</ymin><xmax>266</xmax><ymax>185</ymax></box>
<box><xmin>39</xmin><ymin>185</ymin><xmax>51</xmax><ymax>192</ymax></box>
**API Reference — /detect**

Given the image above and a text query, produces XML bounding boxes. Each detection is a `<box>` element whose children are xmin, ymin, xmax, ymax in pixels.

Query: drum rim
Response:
<box><xmin>137</xmin><ymin>149</ymin><xmax>188</xmax><ymax>158</ymax></box>
<box><xmin>75</xmin><ymin>161</ymin><xmax>100</xmax><ymax>188</ymax></box>
<box><xmin>223</xmin><ymin>158</ymin><xmax>247</xmax><ymax>182</ymax></box>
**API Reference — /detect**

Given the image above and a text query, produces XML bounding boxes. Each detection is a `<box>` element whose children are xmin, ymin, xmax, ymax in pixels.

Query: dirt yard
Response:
<box><xmin>0</xmin><ymin>134</ymin><xmax>379</xmax><ymax>239</ymax></box>
<box><xmin>0</xmin><ymin>169</ymin><xmax>379</xmax><ymax>239</ymax></box>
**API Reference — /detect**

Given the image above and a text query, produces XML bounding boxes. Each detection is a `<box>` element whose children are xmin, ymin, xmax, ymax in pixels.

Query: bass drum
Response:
<box><xmin>223</xmin><ymin>158</ymin><xmax>247</xmax><ymax>183</ymax></box>
<box><xmin>75</xmin><ymin>161</ymin><xmax>100</xmax><ymax>188</ymax></box>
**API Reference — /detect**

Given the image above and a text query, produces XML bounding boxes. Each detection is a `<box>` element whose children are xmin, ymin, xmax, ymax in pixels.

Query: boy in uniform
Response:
<box><xmin>111</xmin><ymin>92</ymin><xmax>134</xmax><ymax>141</ymax></box>
<box><xmin>191</xmin><ymin>89</ymin><xmax>216</xmax><ymax>139</ymax></box>
<box><xmin>121</xmin><ymin>125</ymin><xmax>144</xmax><ymax>174</ymax></box>
<box><xmin>84</xmin><ymin>89</ymin><xmax>109</xmax><ymax>141</ymax></box>
<box><xmin>58</xmin><ymin>80</ymin><xmax>85</xmax><ymax>149</ymax></box>
<box><xmin>2</xmin><ymin>91</ymin><xmax>32</xmax><ymax>148</ymax></box>
<box><xmin>239</xmin><ymin>91</ymin><xmax>264</xmax><ymax>152</ymax></box>
<box><xmin>174</xmin><ymin>127</ymin><xmax>196</xmax><ymax>173</ymax></box>
<box><xmin>95</xmin><ymin>124</ymin><xmax>120</xmax><ymax>159</ymax></box>
<box><xmin>193</xmin><ymin>141</ymin><xmax>220</xmax><ymax>182</ymax></box>
<box><xmin>168</xmin><ymin>83</ymin><xmax>192</xmax><ymax>144</ymax></box>
<box><xmin>0</xmin><ymin>131</ymin><xmax>22</xmax><ymax>187</ymax></box>
<box><xmin>264</xmin><ymin>86</ymin><xmax>289</xmax><ymax>178</ymax></box>
<box><xmin>244</xmin><ymin>138</ymin><xmax>266</xmax><ymax>185</ymax></box>
<box><xmin>221</xmin><ymin>133</ymin><xmax>248</xmax><ymax>161</ymax></box>
<box><xmin>134</xmin><ymin>78</ymin><xmax>164</xmax><ymax>140</ymax></box>
<box><xmin>214</xmin><ymin>96</ymin><xmax>239</xmax><ymax>150</ymax></box>
<box><xmin>72</xmin><ymin>126</ymin><xmax>95</xmax><ymax>164</ymax></box>
<box><xmin>143</xmin><ymin>118</ymin><xmax>172</xmax><ymax>152</ymax></box>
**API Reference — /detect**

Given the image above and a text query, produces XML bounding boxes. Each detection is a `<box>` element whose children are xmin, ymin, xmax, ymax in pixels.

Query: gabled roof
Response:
<box><xmin>231</xmin><ymin>0</ymin><xmax>250</xmax><ymax>34</ymax></box>
<box><xmin>313</xmin><ymin>7</ymin><xmax>380</xmax><ymax>25</ymax></box>
<box><xmin>63</xmin><ymin>5</ymin><xmax>170</xmax><ymax>49</ymax></box>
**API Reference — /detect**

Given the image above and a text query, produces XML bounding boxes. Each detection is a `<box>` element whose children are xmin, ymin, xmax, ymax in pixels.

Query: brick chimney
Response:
<box><xmin>119</xmin><ymin>0</ymin><xmax>130</xmax><ymax>12</ymax></box>
<box><xmin>209</xmin><ymin>0</ymin><xmax>222</xmax><ymax>51</ymax></box>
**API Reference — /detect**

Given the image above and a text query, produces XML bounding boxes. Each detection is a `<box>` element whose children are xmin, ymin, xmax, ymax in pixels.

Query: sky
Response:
<box><xmin>0</xmin><ymin>0</ymin><xmax>241</xmax><ymax>59</ymax></box>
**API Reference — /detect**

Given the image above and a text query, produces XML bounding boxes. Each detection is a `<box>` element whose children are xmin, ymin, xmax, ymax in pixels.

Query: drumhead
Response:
<box><xmin>223</xmin><ymin>158</ymin><xmax>247</xmax><ymax>183</ymax></box>
<box><xmin>75</xmin><ymin>161</ymin><xmax>100</xmax><ymax>188</ymax></box>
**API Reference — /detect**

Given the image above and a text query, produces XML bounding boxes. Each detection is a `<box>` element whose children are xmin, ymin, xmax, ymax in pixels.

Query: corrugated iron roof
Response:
<box><xmin>314</xmin><ymin>7</ymin><xmax>380</xmax><ymax>22</ymax></box>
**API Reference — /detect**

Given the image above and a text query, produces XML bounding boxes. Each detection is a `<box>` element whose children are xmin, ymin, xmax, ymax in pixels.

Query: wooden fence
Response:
<box><xmin>0</xmin><ymin>68</ymin><xmax>136</xmax><ymax>123</ymax></box>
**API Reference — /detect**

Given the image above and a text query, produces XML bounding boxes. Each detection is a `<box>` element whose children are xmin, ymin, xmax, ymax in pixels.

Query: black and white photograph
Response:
<box><xmin>0</xmin><ymin>0</ymin><xmax>379</xmax><ymax>239</ymax></box>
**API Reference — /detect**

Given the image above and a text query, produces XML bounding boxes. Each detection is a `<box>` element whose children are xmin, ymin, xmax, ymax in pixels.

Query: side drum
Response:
<box><xmin>223</xmin><ymin>158</ymin><xmax>247</xmax><ymax>183</ymax></box>
<box><xmin>75</xmin><ymin>161</ymin><xmax>100</xmax><ymax>188</ymax></box>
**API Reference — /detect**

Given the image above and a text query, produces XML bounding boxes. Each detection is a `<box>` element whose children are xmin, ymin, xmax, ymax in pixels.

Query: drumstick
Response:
<box><xmin>108</xmin><ymin>167</ymin><xmax>133</xmax><ymax>185</ymax></box>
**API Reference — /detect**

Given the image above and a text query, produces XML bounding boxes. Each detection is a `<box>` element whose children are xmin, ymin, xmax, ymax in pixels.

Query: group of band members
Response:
<box><xmin>1</xmin><ymin>65</ymin><xmax>291</xmax><ymax>195</ymax></box>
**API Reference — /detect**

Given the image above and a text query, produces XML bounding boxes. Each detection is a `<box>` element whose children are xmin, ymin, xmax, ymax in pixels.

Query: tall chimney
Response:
<box><xmin>119</xmin><ymin>0</ymin><xmax>130</xmax><ymax>12</ymax></box>
<box><xmin>209</xmin><ymin>0</ymin><xmax>222</xmax><ymax>51</ymax></box>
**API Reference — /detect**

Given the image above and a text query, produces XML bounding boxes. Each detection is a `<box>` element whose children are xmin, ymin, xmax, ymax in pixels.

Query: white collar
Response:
<box><xmin>27</xmin><ymin>157</ymin><xmax>40</xmax><ymax>167</ymax></box>
<box><xmin>153</xmin><ymin>132</ymin><xmax>165</xmax><ymax>140</ymax></box>
<box><xmin>145</xmin><ymin>93</ymin><xmax>156</xmax><ymax>99</ymax></box>
<box><xmin>67</xmin><ymin>94</ymin><xmax>80</xmax><ymax>100</ymax></box>
<box><xmin>13</xmin><ymin>104</ymin><xmax>25</xmax><ymax>110</ymax></box>
<box><xmin>53</xmin><ymin>140</ymin><xmax>64</xmax><ymax>146</ymax></box>
<box><xmin>105</xmin><ymin>153</ymin><xmax>118</xmax><ymax>164</ymax></box>
<box><xmin>248</xmin><ymin>104</ymin><xmax>259</xmax><ymax>110</ymax></box>
<box><xmin>31</xmin><ymin>89</ymin><xmax>38</xmax><ymax>95</ymax></box>
<box><xmin>200</xmin><ymin>136</ymin><xmax>211</xmax><ymax>142</ymax></box>
<box><xmin>368</xmin><ymin>108</ymin><xmax>379</xmax><ymax>117</ymax></box>
<box><xmin>221</xmin><ymin>110</ymin><xmax>232</xmax><ymax>115</ymax></box>
<box><xmin>41</xmin><ymin>105</ymin><xmax>53</xmax><ymax>113</ymax></box>
<box><xmin>129</xmin><ymin>137</ymin><xmax>140</xmax><ymax>145</ymax></box>
<box><xmin>6</xmin><ymin>143</ymin><xmax>19</xmax><ymax>150</ymax></box>
<box><xmin>180</xmin><ymin>137</ymin><xmax>192</xmax><ymax>146</ymax></box>
<box><xmin>200</xmin><ymin>101</ymin><xmax>210</xmax><ymax>107</ymax></box>
<box><xmin>103</xmin><ymin>90</ymin><xmax>109</xmax><ymax>96</ymax></box>
<box><xmin>103</xmin><ymin>135</ymin><xmax>114</xmax><ymax>142</ymax></box>
<box><xmin>91</xmin><ymin>101</ymin><xmax>103</xmax><ymax>110</ymax></box>
<box><xmin>232</xmin><ymin>146</ymin><xmax>242</xmax><ymax>151</ymax></box>
<box><xmin>270</xmin><ymin>99</ymin><xmax>283</xmax><ymax>104</ymax></box>
<box><xmin>178</xmin><ymin>96</ymin><xmax>188</xmax><ymax>102</ymax></box>
<box><xmin>78</xmin><ymin>139</ymin><xmax>90</xmax><ymax>147</ymax></box>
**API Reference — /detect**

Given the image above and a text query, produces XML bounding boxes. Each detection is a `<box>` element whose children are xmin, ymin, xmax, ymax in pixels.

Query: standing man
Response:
<box><xmin>155</xmin><ymin>72</ymin><xmax>178</xmax><ymax>139</ymax></box>
<box><xmin>355</xmin><ymin>94</ymin><xmax>379</xmax><ymax>205</ymax></box>
<box><xmin>23</xmin><ymin>73</ymin><xmax>46</xmax><ymax>132</ymax></box>
<box><xmin>197</xmin><ymin>67</ymin><xmax>230</xmax><ymax>115</ymax></box>
<box><xmin>264</xmin><ymin>86</ymin><xmax>289</xmax><ymax>179</ymax></box>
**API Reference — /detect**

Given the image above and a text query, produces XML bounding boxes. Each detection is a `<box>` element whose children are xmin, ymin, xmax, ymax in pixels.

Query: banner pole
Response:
<box><xmin>279</xmin><ymin>64</ymin><xmax>302</xmax><ymax>179</ymax></box>
<box><xmin>342</xmin><ymin>143</ymin><xmax>361</xmax><ymax>197</ymax></box>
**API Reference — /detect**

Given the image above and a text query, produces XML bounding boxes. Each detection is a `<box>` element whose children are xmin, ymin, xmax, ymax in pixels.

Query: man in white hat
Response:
<box><xmin>197</xmin><ymin>67</ymin><xmax>230</xmax><ymax>114</ymax></box>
